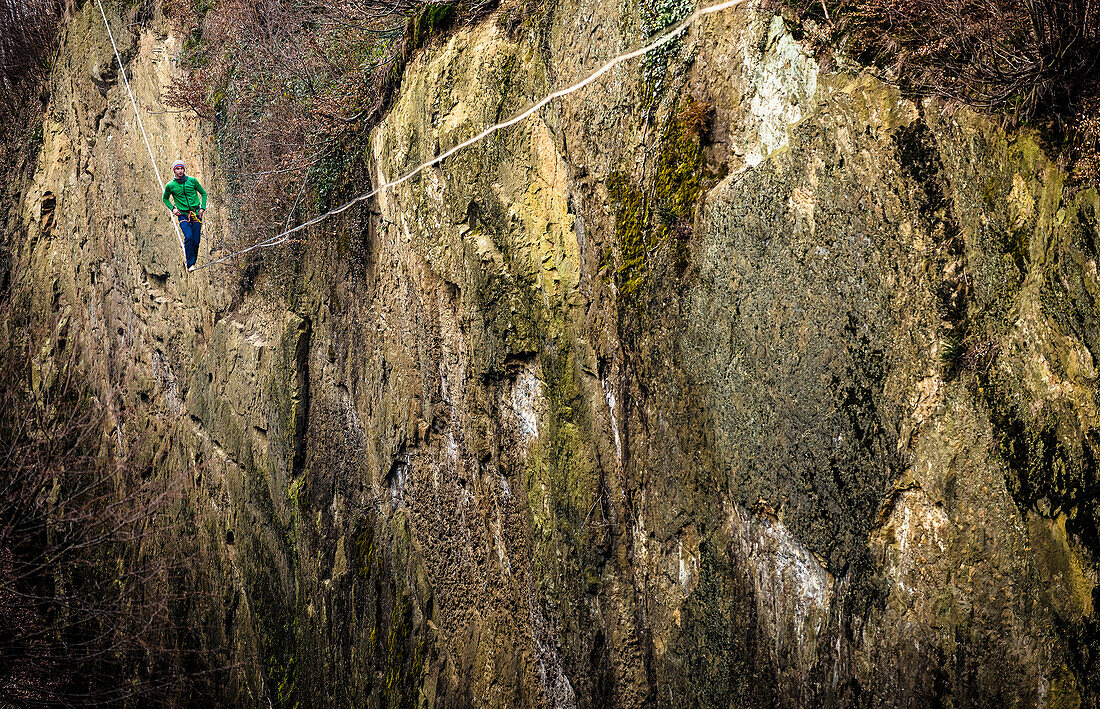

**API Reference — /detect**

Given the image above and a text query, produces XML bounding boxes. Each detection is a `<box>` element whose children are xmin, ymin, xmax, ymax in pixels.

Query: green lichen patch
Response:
<box><xmin>522</xmin><ymin>338</ymin><xmax>615</xmax><ymax>699</ymax></box>
<box><xmin>294</xmin><ymin>506</ymin><xmax>437</xmax><ymax>706</ymax></box>
<box><xmin>654</xmin><ymin>102</ymin><xmax>707</xmax><ymax>222</ymax></box>
<box><xmin>608</xmin><ymin>100</ymin><xmax>710</xmax><ymax>304</ymax></box>
<box><xmin>241</xmin><ymin>537</ymin><xmax>300</xmax><ymax>708</ymax></box>
<box><xmin>354</xmin><ymin>519</ymin><xmax>376</xmax><ymax>579</ymax></box>
<box><xmin>406</xmin><ymin>3</ymin><xmax>458</xmax><ymax>54</ymax></box>
<box><xmin>528</xmin><ymin>341</ymin><xmax>608</xmax><ymax>584</ymax></box>
<box><xmin>607</xmin><ymin>173</ymin><xmax>652</xmax><ymax>299</ymax></box>
<box><xmin>1002</xmin><ymin>417</ymin><xmax>1099</xmax><ymax>550</ymax></box>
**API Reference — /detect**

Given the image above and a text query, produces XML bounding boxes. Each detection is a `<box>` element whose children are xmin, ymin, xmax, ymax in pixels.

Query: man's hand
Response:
<box><xmin>172</xmin><ymin>208</ymin><xmax>181</xmax><ymax>217</ymax></box>
<box><xmin>198</xmin><ymin>209</ymin><xmax>205</xmax><ymax>220</ymax></box>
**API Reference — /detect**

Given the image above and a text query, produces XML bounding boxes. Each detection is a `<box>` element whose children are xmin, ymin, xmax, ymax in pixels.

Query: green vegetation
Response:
<box><xmin>353</xmin><ymin>517</ymin><xmax>384</xmax><ymax>579</ymax></box>
<box><xmin>246</xmin><ymin>495</ymin><xmax>301</xmax><ymax>708</ymax></box>
<box><xmin>607</xmin><ymin>174</ymin><xmax>650</xmax><ymax>298</ymax></box>
<box><xmin>407</xmin><ymin>2</ymin><xmax>458</xmax><ymax>52</ymax></box>
<box><xmin>639</xmin><ymin>0</ymin><xmax>694</xmax><ymax>99</ymax></box>
<box><xmin>608</xmin><ymin>99</ymin><xmax>710</xmax><ymax>302</ymax></box>
<box><xmin>937</xmin><ymin>334</ymin><xmax>961</xmax><ymax>370</ymax></box>
<box><xmin>383</xmin><ymin>591</ymin><xmax>427</xmax><ymax>707</ymax></box>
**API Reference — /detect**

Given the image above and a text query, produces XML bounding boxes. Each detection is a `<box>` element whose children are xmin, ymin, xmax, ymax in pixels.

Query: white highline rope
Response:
<box><xmin>194</xmin><ymin>0</ymin><xmax>747</xmax><ymax>270</ymax></box>
<box><xmin>94</xmin><ymin>0</ymin><xmax>187</xmax><ymax>260</ymax></box>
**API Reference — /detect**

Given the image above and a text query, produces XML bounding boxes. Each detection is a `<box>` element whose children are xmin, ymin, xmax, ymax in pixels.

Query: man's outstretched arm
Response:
<box><xmin>196</xmin><ymin>180</ymin><xmax>207</xmax><ymax>209</ymax></box>
<box><xmin>162</xmin><ymin>182</ymin><xmax>174</xmax><ymax>211</ymax></box>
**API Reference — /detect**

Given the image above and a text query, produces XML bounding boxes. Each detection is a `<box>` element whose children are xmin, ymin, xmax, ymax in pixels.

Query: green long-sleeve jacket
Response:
<box><xmin>162</xmin><ymin>176</ymin><xmax>207</xmax><ymax>212</ymax></box>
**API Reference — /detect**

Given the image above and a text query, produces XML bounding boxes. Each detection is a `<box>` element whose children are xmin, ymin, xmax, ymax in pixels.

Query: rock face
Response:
<box><xmin>4</xmin><ymin>0</ymin><xmax>1100</xmax><ymax>706</ymax></box>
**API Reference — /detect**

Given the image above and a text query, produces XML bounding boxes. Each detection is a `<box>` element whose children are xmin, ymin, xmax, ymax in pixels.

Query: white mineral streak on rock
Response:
<box><xmin>741</xmin><ymin>16</ymin><xmax>818</xmax><ymax>168</ymax></box>
<box><xmin>425</xmin><ymin>167</ymin><xmax>446</xmax><ymax>214</ymax></box>
<box><xmin>152</xmin><ymin>350</ymin><xmax>180</xmax><ymax>412</ymax></box>
<box><xmin>388</xmin><ymin>453</ymin><xmax>409</xmax><ymax>506</ymax></box>
<box><xmin>446</xmin><ymin>430</ymin><xmax>459</xmax><ymax>464</ymax></box>
<box><xmin>730</xmin><ymin>504</ymin><xmax>833</xmax><ymax>679</ymax></box>
<box><xmin>633</xmin><ymin>507</ymin><xmax>648</xmax><ymax>581</ymax></box>
<box><xmin>601</xmin><ymin>375</ymin><xmax>622</xmax><ymax>461</ymax></box>
<box><xmin>510</xmin><ymin>365</ymin><xmax>543</xmax><ymax>449</ymax></box>
<box><xmin>678</xmin><ymin>530</ymin><xmax>700</xmax><ymax>593</ymax></box>
<box><xmin>878</xmin><ymin>489</ymin><xmax>950</xmax><ymax>598</ymax></box>
<box><xmin>528</xmin><ymin>593</ymin><xmax>579</xmax><ymax>709</ymax></box>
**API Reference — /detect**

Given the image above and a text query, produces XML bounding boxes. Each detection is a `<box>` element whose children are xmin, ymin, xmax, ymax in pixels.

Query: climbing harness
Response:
<box><xmin>95</xmin><ymin>0</ymin><xmax>748</xmax><ymax>271</ymax></box>
<box><xmin>94</xmin><ymin>0</ymin><xmax>187</xmax><ymax>262</ymax></box>
<box><xmin>185</xmin><ymin>209</ymin><xmax>202</xmax><ymax>224</ymax></box>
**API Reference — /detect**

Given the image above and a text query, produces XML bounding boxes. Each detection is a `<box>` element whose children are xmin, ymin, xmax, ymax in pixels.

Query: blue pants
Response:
<box><xmin>178</xmin><ymin>212</ymin><xmax>202</xmax><ymax>268</ymax></box>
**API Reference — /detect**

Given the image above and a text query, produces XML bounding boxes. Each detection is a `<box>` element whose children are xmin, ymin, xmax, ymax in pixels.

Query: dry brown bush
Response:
<box><xmin>0</xmin><ymin>0</ymin><xmax>60</xmax><ymax>116</ymax></box>
<box><xmin>162</xmin><ymin>0</ymin><xmax>518</xmax><ymax>288</ymax></box>
<box><xmin>0</xmin><ymin>338</ymin><xmax>216</xmax><ymax>706</ymax></box>
<box><xmin>0</xmin><ymin>0</ymin><xmax>61</xmax><ymax>330</ymax></box>
<box><xmin>163</xmin><ymin>0</ymin><xmax>429</xmax><ymax>284</ymax></box>
<box><xmin>0</xmin><ymin>0</ymin><xmax>58</xmax><ymax>173</ymax></box>
<box><xmin>780</xmin><ymin>0</ymin><xmax>1100</xmax><ymax>179</ymax></box>
<box><xmin>0</xmin><ymin>0</ymin><xmax>61</xmax><ymax>175</ymax></box>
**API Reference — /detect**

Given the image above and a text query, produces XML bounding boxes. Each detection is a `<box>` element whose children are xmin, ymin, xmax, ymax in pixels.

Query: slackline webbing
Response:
<box><xmin>94</xmin><ymin>0</ymin><xmax>748</xmax><ymax>271</ymax></box>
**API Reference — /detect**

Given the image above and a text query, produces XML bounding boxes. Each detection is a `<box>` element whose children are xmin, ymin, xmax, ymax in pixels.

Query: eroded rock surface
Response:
<box><xmin>3</xmin><ymin>1</ymin><xmax>1100</xmax><ymax>707</ymax></box>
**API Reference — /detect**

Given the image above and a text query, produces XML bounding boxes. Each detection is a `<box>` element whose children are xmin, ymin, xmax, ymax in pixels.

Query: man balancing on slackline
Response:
<box><xmin>162</xmin><ymin>159</ymin><xmax>207</xmax><ymax>272</ymax></box>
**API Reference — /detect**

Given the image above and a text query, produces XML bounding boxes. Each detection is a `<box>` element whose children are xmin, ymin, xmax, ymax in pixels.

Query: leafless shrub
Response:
<box><xmin>0</xmin><ymin>0</ymin><xmax>60</xmax><ymax>100</ymax></box>
<box><xmin>0</xmin><ymin>338</ymin><xmax>211</xmax><ymax>706</ymax></box>
<box><xmin>0</xmin><ymin>0</ymin><xmax>60</xmax><ymax>192</ymax></box>
<box><xmin>162</xmin><ymin>0</ymin><xmax>529</xmax><ymax>288</ymax></box>
<box><xmin>163</xmin><ymin>0</ymin><xmax>413</xmax><ymax>283</ymax></box>
<box><xmin>963</xmin><ymin>337</ymin><xmax>999</xmax><ymax>373</ymax></box>
<box><xmin>779</xmin><ymin>0</ymin><xmax>1100</xmax><ymax>175</ymax></box>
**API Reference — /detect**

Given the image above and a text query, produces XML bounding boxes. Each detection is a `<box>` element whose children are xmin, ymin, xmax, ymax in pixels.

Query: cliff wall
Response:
<box><xmin>4</xmin><ymin>0</ymin><xmax>1100</xmax><ymax>706</ymax></box>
